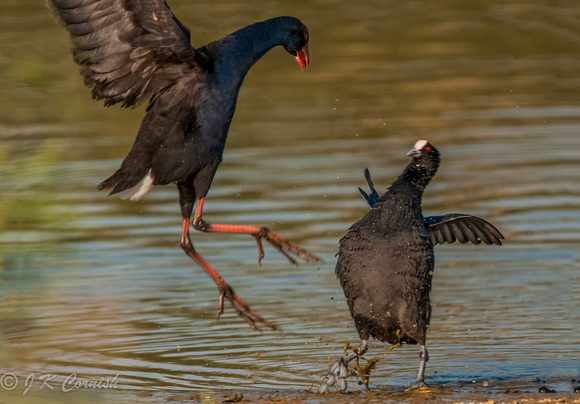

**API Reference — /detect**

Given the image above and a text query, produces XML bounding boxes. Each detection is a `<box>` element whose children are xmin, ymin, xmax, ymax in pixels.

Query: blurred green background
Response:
<box><xmin>1</xmin><ymin>1</ymin><xmax>579</xmax><ymax>402</ymax></box>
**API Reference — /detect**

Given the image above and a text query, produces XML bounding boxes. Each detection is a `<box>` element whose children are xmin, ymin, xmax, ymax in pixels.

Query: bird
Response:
<box><xmin>48</xmin><ymin>0</ymin><xmax>319</xmax><ymax>331</ymax></box>
<box><xmin>317</xmin><ymin>140</ymin><xmax>504</xmax><ymax>393</ymax></box>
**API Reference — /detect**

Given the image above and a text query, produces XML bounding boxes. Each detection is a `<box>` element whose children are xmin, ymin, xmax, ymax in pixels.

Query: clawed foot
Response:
<box><xmin>254</xmin><ymin>227</ymin><xmax>321</xmax><ymax>265</ymax></box>
<box><xmin>353</xmin><ymin>353</ymin><xmax>386</xmax><ymax>391</ymax></box>
<box><xmin>216</xmin><ymin>281</ymin><xmax>278</xmax><ymax>331</ymax></box>
<box><xmin>317</xmin><ymin>340</ymin><xmax>379</xmax><ymax>394</ymax></box>
<box><xmin>406</xmin><ymin>381</ymin><xmax>429</xmax><ymax>391</ymax></box>
<box><xmin>316</xmin><ymin>355</ymin><xmax>353</xmax><ymax>393</ymax></box>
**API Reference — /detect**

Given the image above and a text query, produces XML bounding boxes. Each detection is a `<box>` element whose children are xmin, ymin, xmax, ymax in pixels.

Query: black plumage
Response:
<box><xmin>49</xmin><ymin>0</ymin><xmax>317</xmax><ymax>330</ymax></box>
<box><xmin>317</xmin><ymin>140</ymin><xmax>504</xmax><ymax>393</ymax></box>
<box><xmin>359</xmin><ymin>167</ymin><xmax>504</xmax><ymax>246</ymax></box>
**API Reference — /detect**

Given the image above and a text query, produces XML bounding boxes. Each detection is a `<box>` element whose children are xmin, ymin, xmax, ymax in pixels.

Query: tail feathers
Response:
<box><xmin>98</xmin><ymin>167</ymin><xmax>155</xmax><ymax>201</ymax></box>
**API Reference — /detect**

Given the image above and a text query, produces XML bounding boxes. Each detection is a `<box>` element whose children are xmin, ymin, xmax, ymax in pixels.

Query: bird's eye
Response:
<box><xmin>425</xmin><ymin>147</ymin><xmax>432</xmax><ymax>152</ymax></box>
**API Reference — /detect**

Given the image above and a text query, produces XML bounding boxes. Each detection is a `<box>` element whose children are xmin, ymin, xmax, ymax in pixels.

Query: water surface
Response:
<box><xmin>0</xmin><ymin>1</ymin><xmax>579</xmax><ymax>402</ymax></box>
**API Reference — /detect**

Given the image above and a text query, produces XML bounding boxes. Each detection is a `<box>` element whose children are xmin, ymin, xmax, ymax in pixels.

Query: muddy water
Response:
<box><xmin>0</xmin><ymin>1</ymin><xmax>578</xmax><ymax>403</ymax></box>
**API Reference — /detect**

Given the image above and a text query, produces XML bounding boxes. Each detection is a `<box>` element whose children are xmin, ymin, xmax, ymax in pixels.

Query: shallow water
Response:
<box><xmin>1</xmin><ymin>0</ymin><xmax>579</xmax><ymax>402</ymax></box>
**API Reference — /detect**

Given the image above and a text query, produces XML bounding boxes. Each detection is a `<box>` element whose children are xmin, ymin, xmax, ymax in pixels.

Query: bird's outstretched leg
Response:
<box><xmin>192</xmin><ymin>197</ymin><xmax>320</xmax><ymax>265</ymax></box>
<box><xmin>180</xmin><ymin>218</ymin><xmax>277</xmax><ymax>331</ymax></box>
<box><xmin>316</xmin><ymin>339</ymin><xmax>368</xmax><ymax>393</ymax></box>
<box><xmin>178</xmin><ymin>184</ymin><xmax>277</xmax><ymax>331</ymax></box>
<box><xmin>408</xmin><ymin>344</ymin><xmax>429</xmax><ymax>390</ymax></box>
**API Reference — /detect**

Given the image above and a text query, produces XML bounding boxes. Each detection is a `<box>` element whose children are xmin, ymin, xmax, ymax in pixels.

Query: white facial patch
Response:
<box><xmin>413</xmin><ymin>139</ymin><xmax>428</xmax><ymax>150</ymax></box>
<box><xmin>118</xmin><ymin>169</ymin><xmax>155</xmax><ymax>201</ymax></box>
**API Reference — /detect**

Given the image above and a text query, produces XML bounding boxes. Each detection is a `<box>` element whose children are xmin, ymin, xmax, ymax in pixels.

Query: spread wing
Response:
<box><xmin>424</xmin><ymin>214</ymin><xmax>504</xmax><ymax>246</ymax></box>
<box><xmin>358</xmin><ymin>167</ymin><xmax>380</xmax><ymax>207</ymax></box>
<box><xmin>358</xmin><ymin>168</ymin><xmax>504</xmax><ymax>246</ymax></box>
<box><xmin>49</xmin><ymin>0</ymin><xmax>197</xmax><ymax>108</ymax></box>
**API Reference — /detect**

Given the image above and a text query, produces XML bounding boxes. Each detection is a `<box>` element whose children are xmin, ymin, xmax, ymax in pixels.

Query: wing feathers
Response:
<box><xmin>441</xmin><ymin>222</ymin><xmax>454</xmax><ymax>243</ymax></box>
<box><xmin>455</xmin><ymin>220</ymin><xmax>473</xmax><ymax>244</ymax></box>
<box><xmin>49</xmin><ymin>0</ymin><xmax>196</xmax><ymax>108</ymax></box>
<box><xmin>358</xmin><ymin>167</ymin><xmax>381</xmax><ymax>208</ymax></box>
<box><xmin>358</xmin><ymin>169</ymin><xmax>504</xmax><ymax>247</ymax></box>
<box><xmin>425</xmin><ymin>214</ymin><xmax>504</xmax><ymax>246</ymax></box>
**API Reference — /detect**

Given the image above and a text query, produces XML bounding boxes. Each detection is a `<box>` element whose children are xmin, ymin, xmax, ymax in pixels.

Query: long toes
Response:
<box><xmin>276</xmin><ymin>246</ymin><xmax>299</xmax><ymax>266</ymax></box>
<box><xmin>338</xmin><ymin>362</ymin><xmax>349</xmax><ymax>379</ymax></box>
<box><xmin>284</xmin><ymin>243</ymin><xmax>318</xmax><ymax>264</ymax></box>
<box><xmin>254</xmin><ymin>237</ymin><xmax>266</xmax><ymax>265</ymax></box>
<box><xmin>216</xmin><ymin>293</ymin><xmax>225</xmax><ymax>320</ymax></box>
<box><xmin>254</xmin><ymin>233</ymin><xmax>300</xmax><ymax>266</ymax></box>
<box><xmin>328</xmin><ymin>361</ymin><xmax>342</xmax><ymax>375</ymax></box>
<box><xmin>231</xmin><ymin>297</ymin><xmax>278</xmax><ymax>331</ymax></box>
<box><xmin>248</xmin><ymin>312</ymin><xmax>277</xmax><ymax>331</ymax></box>
<box><xmin>316</xmin><ymin>373</ymin><xmax>336</xmax><ymax>394</ymax></box>
<box><xmin>316</xmin><ymin>376</ymin><xmax>333</xmax><ymax>393</ymax></box>
<box><xmin>316</xmin><ymin>358</ymin><xmax>349</xmax><ymax>393</ymax></box>
<box><xmin>218</xmin><ymin>284</ymin><xmax>278</xmax><ymax>331</ymax></box>
<box><xmin>260</xmin><ymin>229</ymin><xmax>322</xmax><ymax>264</ymax></box>
<box><xmin>275</xmin><ymin>237</ymin><xmax>320</xmax><ymax>263</ymax></box>
<box><xmin>228</xmin><ymin>296</ymin><xmax>261</xmax><ymax>331</ymax></box>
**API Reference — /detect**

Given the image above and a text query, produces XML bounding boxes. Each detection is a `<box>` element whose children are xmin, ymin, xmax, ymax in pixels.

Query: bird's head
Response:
<box><xmin>281</xmin><ymin>19</ymin><xmax>309</xmax><ymax>71</ymax></box>
<box><xmin>405</xmin><ymin>139</ymin><xmax>441</xmax><ymax>185</ymax></box>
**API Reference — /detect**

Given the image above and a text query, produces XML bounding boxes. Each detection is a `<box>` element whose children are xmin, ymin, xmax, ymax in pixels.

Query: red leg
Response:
<box><xmin>192</xmin><ymin>197</ymin><xmax>321</xmax><ymax>265</ymax></box>
<box><xmin>180</xmin><ymin>218</ymin><xmax>278</xmax><ymax>331</ymax></box>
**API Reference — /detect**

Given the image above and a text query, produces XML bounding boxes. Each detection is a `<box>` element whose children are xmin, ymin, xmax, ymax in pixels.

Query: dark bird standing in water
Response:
<box><xmin>317</xmin><ymin>140</ymin><xmax>504</xmax><ymax>392</ymax></box>
<box><xmin>48</xmin><ymin>0</ymin><xmax>318</xmax><ymax>330</ymax></box>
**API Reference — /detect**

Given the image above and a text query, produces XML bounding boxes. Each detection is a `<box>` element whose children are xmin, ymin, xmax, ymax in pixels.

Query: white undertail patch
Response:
<box><xmin>118</xmin><ymin>169</ymin><xmax>155</xmax><ymax>201</ymax></box>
